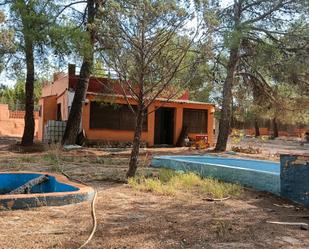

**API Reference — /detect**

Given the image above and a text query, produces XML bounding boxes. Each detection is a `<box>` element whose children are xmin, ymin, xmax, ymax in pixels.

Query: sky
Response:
<box><xmin>0</xmin><ymin>0</ymin><xmax>232</xmax><ymax>87</ymax></box>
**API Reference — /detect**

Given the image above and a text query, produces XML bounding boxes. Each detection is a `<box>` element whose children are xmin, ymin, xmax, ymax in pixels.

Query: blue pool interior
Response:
<box><xmin>0</xmin><ymin>173</ymin><xmax>79</xmax><ymax>194</ymax></box>
<box><xmin>164</xmin><ymin>156</ymin><xmax>280</xmax><ymax>173</ymax></box>
<box><xmin>151</xmin><ymin>155</ymin><xmax>281</xmax><ymax>194</ymax></box>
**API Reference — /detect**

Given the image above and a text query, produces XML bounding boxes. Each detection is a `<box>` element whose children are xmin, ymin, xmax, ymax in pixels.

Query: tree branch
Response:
<box><xmin>243</xmin><ymin>0</ymin><xmax>289</xmax><ymax>25</ymax></box>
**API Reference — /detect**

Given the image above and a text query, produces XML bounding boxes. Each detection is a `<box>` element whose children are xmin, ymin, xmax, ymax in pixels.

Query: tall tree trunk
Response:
<box><xmin>62</xmin><ymin>0</ymin><xmax>96</xmax><ymax>145</ymax></box>
<box><xmin>214</xmin><ymin>48</ymin><xmax>239</xmax><ymax>151</ymax></box>
<box><xmin>214</xmin><ymin>1</ymin><xmax>241</xmax><ymax>152</ymax></box>
<box><xmin>230</xmin><ymin>97</ymin><xmax>234</xmax><ymax>130</ymax></box>
<box><xmin>254</xmin><ymin>118</ymin><xmax>260</xmax><ymax>137</ymax></box>
<box><xmin>62</xmin><ymin>61</ymin><xmax>93</xmax><ymax>144</ymax></box>
<box><xmin>127</xmin><ymin>108</ymin><xmax>144</xmax><ymax>178</ymax></box>
<box><xmin>21</xmin><ymin>39</ymin><xmax>35</xmax><ymax>146</ymax></box>
<box><xmin>272</xmin><ymin>117</ymin><xmax>279</xmax><ymax>138</ymax></box>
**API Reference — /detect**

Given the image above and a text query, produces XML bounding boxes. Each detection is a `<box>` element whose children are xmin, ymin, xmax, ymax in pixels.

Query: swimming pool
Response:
<box><xmin>151</xmin><ymin>155</ymin><xmax>280</xmax><ymax>194</ymax></box>
<box><xmin>0</xmin><ymin>172</ymin><xmax>94</xmax><ymax>210</ymax></box>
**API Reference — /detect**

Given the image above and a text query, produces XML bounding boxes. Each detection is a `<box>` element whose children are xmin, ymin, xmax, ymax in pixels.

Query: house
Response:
<box><xmin>38</xmin><ymin>64</ymin><xmax>215</xmax><ymax>147</ymax></box>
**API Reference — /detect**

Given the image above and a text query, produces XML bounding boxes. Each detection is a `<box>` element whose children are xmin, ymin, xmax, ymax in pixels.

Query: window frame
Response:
<box><xmin>89</xmin><ymin>101</ymin><xmax>148</xmax><ymax>131</ymax></box>
<box><xmin>182</xmin><ymin>108</ymin><xmax>208</xmax><ymax>133</ymax></box>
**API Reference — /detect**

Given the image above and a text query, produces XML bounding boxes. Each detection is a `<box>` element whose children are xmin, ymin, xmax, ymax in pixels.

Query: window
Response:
<box><xmin>57</xmin><ymin>103</ymin><xmax>62</xmax><ymax>121</ymax></box>
<box><xmin>90</xmin><ymin>102</ymin><xmax>147</xmax><ymax>131</ymax></box>
<box><xmin>39</xmin><ymin>105</ymin><xmax>42</xmax><ymax>117</ymax></box>
<box><xmin>183</xmin><ymin>108</ymin><xmax>208</xmax><ymax>133</ymax></box>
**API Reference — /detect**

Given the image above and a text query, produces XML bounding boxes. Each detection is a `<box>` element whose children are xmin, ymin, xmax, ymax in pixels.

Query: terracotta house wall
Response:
<box><xmin>38</xmin><ymin>65</ymin><xmax>215</xmax><ymax>146</ymax></box>
<box><xmin>38</xmin><ymin>87</ymin><xmax>215</xmax><ymax>146</ymax></box>
<box><xmin>81</xmin><ymin>95</ymin><xmax>214</xmax><ymax>146</ymax></box>
<box><xmin>56</xmin><ymin>91</ymin><xmax>69</xmax><ymax>121</ymax></box>
<box><xmin>42</xmin><ymin>75</ymin><xmax>69</xmax><ymax>98</ymax></box>
<box><xmin>39</xmin><ymin>74</ymin><xmax>69</xmax><ymax>140</ymax></box>
<box><xmin>0</xmin><ymin>104</ymin><xmax>39</xmax><ymax>138</ymax></box>
<box><xmin>151</xmin><ymin>100</ymin><xmax>215</xmax><ymax>146</ymax></box>
<box><xmin>0</xmin><ymin>104</ymin><xmax>9</xmax><ymax>120</ymax></box>
<box><xmin>38</xmin><ymin>96</ymin><xmax>57</xmax><ymax>140</ymax></box>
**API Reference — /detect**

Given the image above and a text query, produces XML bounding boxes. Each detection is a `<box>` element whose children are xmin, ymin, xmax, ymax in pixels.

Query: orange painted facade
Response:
<box><xmin>82</xmin><ymin>94</ymin><xmax>215</xmax><ymax>146</ymax></box>
<box><xmin>38</xmin><ymin>96</ymin><xmax>57</xmax><ymax>140</ymax></box>
<box><xmin>39</xmin><ymin>65</ymin><xmax>215</xmax><ymax>146</ymax></box>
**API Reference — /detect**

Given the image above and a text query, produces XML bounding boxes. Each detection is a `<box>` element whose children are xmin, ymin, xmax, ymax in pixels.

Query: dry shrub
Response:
<box><xmin>43</xmin><ymin>144</ymin><xmax>63</xmax><ymax>172</ymax></box>
<box><xmin>231</xmin><ymin>146</ymin><xmax>261</xmax><ymax>154</ymax></box>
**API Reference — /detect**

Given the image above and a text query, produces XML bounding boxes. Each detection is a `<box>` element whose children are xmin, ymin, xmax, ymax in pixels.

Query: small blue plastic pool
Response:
<box><xmin>0</xmin><ymin>173</ymin><xmax>78</xmax><ymax>194</ymax></box>
<box><xmin>0</xmin><ymin>172</ymin><xmax>93</xmax><ymax>210</ymax></box>
<box><xmin>151</xmin><ymin>155</ymin><xmax>280</xmax><ymax>194</ymax></box>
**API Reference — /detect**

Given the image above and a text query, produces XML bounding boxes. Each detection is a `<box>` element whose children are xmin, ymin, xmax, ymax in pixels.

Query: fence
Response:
<box><xmin>9</xmin><ymin>110</ymin><xmax>39</xmax><ymax>119</ymax></box>
<box><xmin>231</xmin><ymin>118</ymin><xmax>308</xmax><ymax>137</ymax></box>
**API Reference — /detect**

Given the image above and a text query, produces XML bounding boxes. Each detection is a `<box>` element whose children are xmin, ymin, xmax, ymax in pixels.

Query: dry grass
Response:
<box><xmin>128</xmin><ymin>169</ymin><xmax>243</xmax><ymax>199</ymax></box>
<box><xmin>42</xmin><ymin>144</ymin><xmax>64</xmax><ymax>172</ymax></box>
<box><xmin>8</xmin><ymin>142</ymin><xmax>47</xmax><ymax>153</ymax></box>
<box><xmin>0</xmin><ymin>139</ymin><xmax>308</xmax><ymax>249</ymax></box>
<box><xmin>18</xmin><ymin>155</ymin><xmax>38</xmax><ymax>163</ymax></box>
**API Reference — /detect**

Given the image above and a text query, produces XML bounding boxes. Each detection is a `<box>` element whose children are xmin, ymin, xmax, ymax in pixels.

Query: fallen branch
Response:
<box><xmin>273</xmin><ymin>203</ymin><xmax>295</xmax><ymax>208</ymax></box>
<box><xmin>7</xmin><ymin>175</ymin><xmax>49</xmax><ymax>195</ymax></box>
<box><xmin>267</xmin><ymin>221</ymin><xmax>308</xmax><ymax>228</ymax></box>
<box><xmin>286</xmin><ymin>215</ymin><xmax>309</xmax><ymax>219</ymax></box>
<box><xmin>203</xmin><ymin>196</ymin><xmax>231</xmax><ymax>202</ymax></box>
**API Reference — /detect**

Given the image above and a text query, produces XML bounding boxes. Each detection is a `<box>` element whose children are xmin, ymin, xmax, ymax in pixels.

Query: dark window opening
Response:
<box><xmin>183</xmin><ymin>108</ymin><xmax>207</xmax><ymax>133</ymax></box>
<box><xmin>39</xmin><ymin>105</ymin><xmax>42</xmax><ymax>117</ymax></box>
<box><xmin>56</xmin><ymin>103</ymin><xmax>62</xmax><ymax>121</ymax></box>
<box><xmin>90</xmin><ymin>102</ymin><xmax>147</xmax><ymax>131</ymax></box>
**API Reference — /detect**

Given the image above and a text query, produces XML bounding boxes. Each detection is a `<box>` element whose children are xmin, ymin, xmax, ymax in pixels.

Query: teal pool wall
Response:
<box><xmin>151</xmin><ymin>156</ymin><xmax>281</xmax><ymax>194</ymax></box>
<box><xmin>0</xmin><ymin>172</ymin><xmax>94</xmax><ymax>210</ymax></box>
<box><xmin>280</xmin><ymin>154</ymin><xmax>309</xmax><ymax>206</ymax></box>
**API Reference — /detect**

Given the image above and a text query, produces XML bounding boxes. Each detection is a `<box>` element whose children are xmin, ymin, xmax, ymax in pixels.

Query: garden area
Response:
<box><xmin>0</xmin><ymin>137</ymin><xmax>308</xmax><ymax>249</ymax></box>
<box><xmin>0</xmin><ymin>0</ymin><xmax>308</xmax><ymax>248</ymax></box>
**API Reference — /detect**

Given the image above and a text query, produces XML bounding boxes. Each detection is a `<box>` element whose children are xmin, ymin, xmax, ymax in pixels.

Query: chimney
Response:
<box><xmin>68</xmin><ymin>64</ymin><xmax>76</xmax><ymax>77</ymax></box>
<box><xmin>53</xmin><ymin>72</ymin><xmax>65</xmax><ymax>82</ymax></box>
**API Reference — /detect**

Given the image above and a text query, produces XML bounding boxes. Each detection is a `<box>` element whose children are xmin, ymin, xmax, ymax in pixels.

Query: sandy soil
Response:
<box><xmin>0</xmin><ymin>137</ymin><xmax>308</xmax><ymax>249</ymax></box>
<box><xmin>228</xmin><ymin>137</ymin><xmax>309</xmax><ymax>156</ymax></box>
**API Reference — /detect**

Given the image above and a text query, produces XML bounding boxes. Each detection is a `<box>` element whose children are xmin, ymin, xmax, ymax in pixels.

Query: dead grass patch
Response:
<box><xmin>128</xmin><ymin>169</ymin><xmax>243</xmax><ymax>199</ymax></box>
<box><xmin>17</xmin><ymin>156</ymin><xmax>37</xmax><ymax>163</ymax></box>
<box><xmin>8</xmin><ymin>142</ymin><xmax>47</xmax><ymax>153</ymax></box>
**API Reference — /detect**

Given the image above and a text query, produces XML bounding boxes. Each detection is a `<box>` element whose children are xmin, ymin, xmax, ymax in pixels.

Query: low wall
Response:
<box><xmin>244</xmin><ymin>128</ymin><xmax>308</xmax><ymax>137</ymax></box>
<box><xmin>280</xmin><ymin>154</ymin><xmax>309</xmax><ymax>206</ymax></box>
<box><xmin>151</xmin><ymin>156</ymin><xmax>280</xmax><ymax>194</ymax></box>
<box><xmin>0</xmin><ymin>104</ymin><xmax>39</xmax><ymax>138</ymax></box>
<box><xmin>152</xmin><ymin>154</ymin><xmax>309</xmax><ymax>206</ymax></box>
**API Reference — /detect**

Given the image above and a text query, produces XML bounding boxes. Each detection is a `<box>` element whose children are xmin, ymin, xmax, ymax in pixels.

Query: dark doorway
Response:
<box><xmin>154</xmin><ymin>107</ymin><xmax>175</xmax><ymax>145</ymax></box>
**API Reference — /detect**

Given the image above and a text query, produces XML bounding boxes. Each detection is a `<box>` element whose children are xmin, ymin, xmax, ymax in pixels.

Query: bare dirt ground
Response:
<box><xmin>228</xmin><ymin>136</ymin><xmax>309</xmax><ymax>157</ymax></box>
<box><xmin>0</xmin><ymin>137</ymin><xmax>308</xmax><ymax>249</ymax></box>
